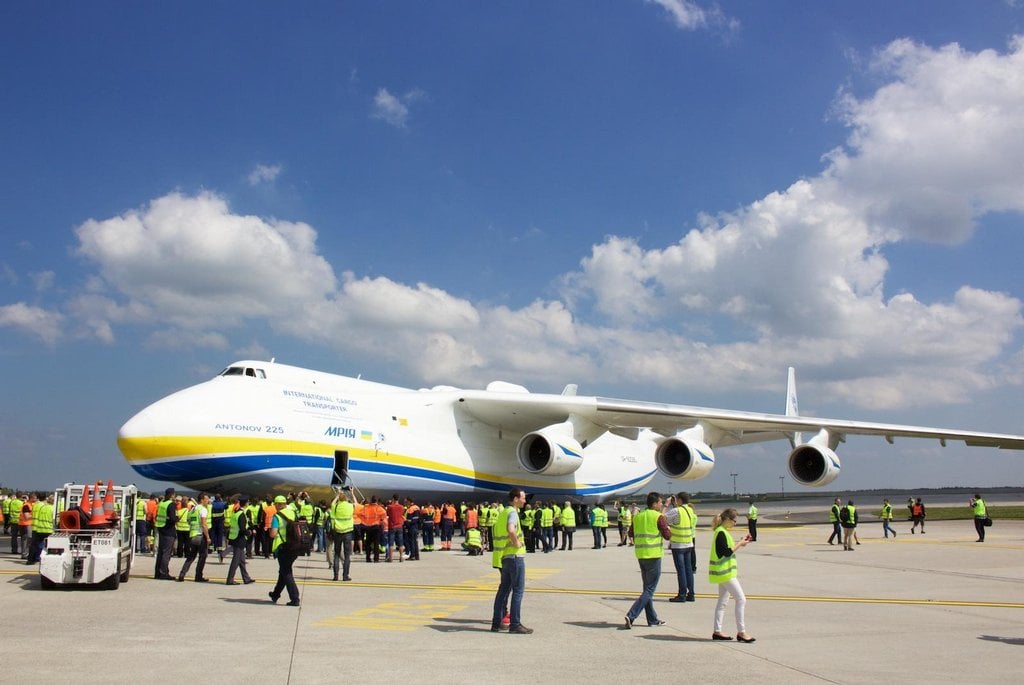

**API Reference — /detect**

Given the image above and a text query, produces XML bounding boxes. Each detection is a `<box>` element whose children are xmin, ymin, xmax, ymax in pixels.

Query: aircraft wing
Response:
<box><xmin>456</xmin><ymin>390</ymin><xmax>1024</xmax><ymax>450</ymax></box>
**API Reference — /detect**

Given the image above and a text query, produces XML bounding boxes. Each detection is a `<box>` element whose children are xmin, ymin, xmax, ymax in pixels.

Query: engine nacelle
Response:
<box><xmin>654</xmin><ymin>436</ymin><xmax>715</xmax><ymax>480</ymax></box>
<box><xmin>516</xmin><ymin>423</ymin><xmax>585</xmax><ymax>476</ymax></box>
<box><xmin>787</xmin><ymin>444</ymin><xmax>841</xmax><ymax>487</ymax></box>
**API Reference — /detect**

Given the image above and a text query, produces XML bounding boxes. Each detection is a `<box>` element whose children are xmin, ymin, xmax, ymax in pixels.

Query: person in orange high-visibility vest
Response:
<box><xmin>19</xmin><ymin>494</ymin><xmax>37</xmax><ymax>560</ymax></box>
<box><xmin>440</xmin><ymin>501</ymin><xmax>457</xmax><ymax>550</ymax></box>
<box><xmin>421</xmin><ymin>503</ymin><xmax>436</xmax><ymax>551</ymax></box>
<box><xmin>910</xmin><ymin>498</ymin><xmax>926</xmax><ymax>534</ymax></box>
<box><xmin>361</xmin><ymin>497</ymin><xmax>385</xmax><ymax>563</ymax></box>
<box><xmin>352</xmin><ymin>499</ymin><xmax>364</xmax><ymax>555</ymax></box>
<box><xmin>261</xmin><ymin>498</ymin><xmax>276</xmax><ymax>558</ymax></box>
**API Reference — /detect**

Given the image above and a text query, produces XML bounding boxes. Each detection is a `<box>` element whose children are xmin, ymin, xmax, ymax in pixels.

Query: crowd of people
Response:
<box><xmin>1</xmin><ymin>486</ymin><xmax>996</xmax><ymax>636</ymax></box>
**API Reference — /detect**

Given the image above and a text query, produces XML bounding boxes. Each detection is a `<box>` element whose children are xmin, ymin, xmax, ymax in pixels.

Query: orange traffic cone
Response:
<box><xmin>80</xmin><ymin>483</ymin><xmax>92</xmax><ymax>515</ymax></box>
<box><xmin>88</xmin><ymin>481</ymin><xmax>107</xmax><ymax>526</ymax></box>
<box><xmin>103</xmin><ymin>479</ymin><xmax>117</xmax><ymax>520</ymax></box>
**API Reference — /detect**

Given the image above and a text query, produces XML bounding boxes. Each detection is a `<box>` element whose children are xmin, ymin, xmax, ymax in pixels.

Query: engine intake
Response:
<box><xmin>516</xmin><ymin>423</ymin><xmax>585</xmax><ymax>476</ymax></box>
<box><xmin>654</xmin><ymin>435</ymin><xmax>715</xmax><ymax>480</ymax></box>
<box><xmin>787</xmin><ymin>444</ymin><xmax>841</xmax><ymax>487</ymax></box>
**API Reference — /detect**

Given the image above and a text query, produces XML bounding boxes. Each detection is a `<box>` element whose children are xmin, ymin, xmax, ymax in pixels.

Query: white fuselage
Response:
<box><xmin>118</xmin><ymin>361</ymin><xmax>658</xmax><ymax>502</ymax></box>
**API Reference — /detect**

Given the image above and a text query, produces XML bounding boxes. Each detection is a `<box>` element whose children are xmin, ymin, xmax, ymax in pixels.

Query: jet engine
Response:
<box><xmin>787</xmin><ymin>443</ymin><xmax>841</xmax><ymax>487</ymax></box>
<box><xmin>516</xmin><ymin>422</ymin><xmax>585</xmax><ymax>476</ymax></box>
<box><xmin>654</xmin><ymin>432</ymin><xmax>715</xmax><ymax>480</ymax></box>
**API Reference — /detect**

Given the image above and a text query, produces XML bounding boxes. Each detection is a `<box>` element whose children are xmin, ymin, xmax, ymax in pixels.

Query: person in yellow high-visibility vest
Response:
<box><xmin>225</xmin><ymin>494</ymin><xmax>255</xmax><ymax>585</ymax></box>
<box><xmin>330</xmin><ymin>489</ymin><xmax>355</xmax><ymax>581</ymax></box>
<box><xmin>623</xmin><ymin>492</ymin><xmax>671</xmax><ymax>629</ymax></box>
<box><xmin>970</xmin><ymin>493</ymin><xmax>988</xmax><ymax>542</ymax></box>
<box><xmin>26</xmin><ymin>493</ymin><xmax>55</xmax><ymax>564</ymax></box>
<box><xmin>268</xmin><ymin>495</ymin><xmax>301</xmax><ymax>606</ymax></box>
<box><xmin>665</xmin><ymin>491</ymin><xmax>696</xmax><ymax>602</ymax></box>
<box><xmin>489</xmin><ymin>487</ymin><xmax>532</xmax><ymax>634</ymax></box>
<box><xmin>709</xmin><ymin>508</ymin><xmax>754</xmax><ymax>643</ymax></box>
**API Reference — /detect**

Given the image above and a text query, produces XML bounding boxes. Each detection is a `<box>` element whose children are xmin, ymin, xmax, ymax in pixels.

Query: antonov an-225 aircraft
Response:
<box><xmin>117</xmin><ymin>361</ymin><xmax>1024</xmax><ymax>502</ymax></box>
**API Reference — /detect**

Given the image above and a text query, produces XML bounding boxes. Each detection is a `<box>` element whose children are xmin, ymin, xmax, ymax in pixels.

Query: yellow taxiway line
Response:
<box><xmin>6</xmin><ymin>571</ymin><xmax>1020</xmax><ymax>609</ymax></box>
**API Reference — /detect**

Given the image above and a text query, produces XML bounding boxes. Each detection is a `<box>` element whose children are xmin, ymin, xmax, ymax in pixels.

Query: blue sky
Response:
<box><xmin>3</xmin><ymin>1</ymin><xmax>1024</xmax><ymax>495</ymax></box>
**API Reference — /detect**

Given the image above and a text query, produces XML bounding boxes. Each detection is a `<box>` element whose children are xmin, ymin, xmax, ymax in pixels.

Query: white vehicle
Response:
<box><xmin>40</xmin><ymin>482</ymin><xmax>138</xmax><ymax>590</ymax></box>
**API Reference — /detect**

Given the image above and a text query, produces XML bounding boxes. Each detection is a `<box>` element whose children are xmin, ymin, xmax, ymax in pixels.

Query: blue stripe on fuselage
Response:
<box><xmin>129</xmin><ymin>454</ymin><xmax>653</xmax><ymax>496</ymax></box>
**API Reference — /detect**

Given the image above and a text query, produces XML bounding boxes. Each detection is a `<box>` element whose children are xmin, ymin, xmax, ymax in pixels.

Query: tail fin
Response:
<box><xmin>786</xmin><ymin>367</ymin><xmax>802</xmax><ymax>448</ymax></box>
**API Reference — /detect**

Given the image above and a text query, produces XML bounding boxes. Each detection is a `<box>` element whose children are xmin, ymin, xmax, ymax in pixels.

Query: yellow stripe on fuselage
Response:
<box><xmin>117</xmin><ymin>434</ymin><xmax>612</xmax><ymax>490</ymax></box>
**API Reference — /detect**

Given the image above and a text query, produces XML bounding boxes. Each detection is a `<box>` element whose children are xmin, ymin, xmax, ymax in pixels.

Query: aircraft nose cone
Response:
<box><xmin>119</xmin><ymin>407</ymin><xmax>153</xmax><ymax>440</ymax></box>
<box><xmin>118</xmin><ymin>406</ymin><xmax>159</xmax><ymax>463</ymax></box>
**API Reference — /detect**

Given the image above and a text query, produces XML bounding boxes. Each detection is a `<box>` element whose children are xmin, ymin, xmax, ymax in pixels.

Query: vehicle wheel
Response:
<box><xmin>120</xmin><ymin>559</ymin><xmax>131</xmax><ymax>583</ymax></box>
<box><xmin>40</xmin><ymin>576</ymin><xmax>55</xmax><ymax>590</ymax></box>
<box><xmin>106</xmin><ymin>559</ymin><xmax>121</xmax><ymax>590</ymax></box>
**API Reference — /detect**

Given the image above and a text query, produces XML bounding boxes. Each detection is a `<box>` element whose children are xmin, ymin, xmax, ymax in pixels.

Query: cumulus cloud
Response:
<box><xmin>63</xmin><ymin>37</ymin><xmax>1024</xmax><ymax>410</ymax></box>
<box><xmin>74</xmin><ymin>191</ymin><xmax>337</xmax><ymax>331</ymax></box>
<box><xmin>371</xmin><ymin>87</ymin><xmax>425</xmax><ymax>128</ymax></box>
<box><xmin>828</xmin><ymin>37</ymin><xmax>1024</xmax><ymax>243</ymax></box>
<box><xmin>0</xmin><ymin>303</ymin><xmax>63</xmax><ymax>346</ymax></box>
<box><xmin>559</xmin><ymin>36</ymin><xmax>1024</xmax><ymax>404</ymax></box>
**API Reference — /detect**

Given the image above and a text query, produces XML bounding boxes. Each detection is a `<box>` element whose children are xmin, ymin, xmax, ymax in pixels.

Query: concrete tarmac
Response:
<box><xmin>2</xmin><ymin>517</ymin><xmax>1022</xmax><ymax>684</ymax></box>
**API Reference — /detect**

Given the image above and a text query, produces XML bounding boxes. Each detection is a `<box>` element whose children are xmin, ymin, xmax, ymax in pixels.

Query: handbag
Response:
<box><xmin>983</xmin><ymin>516</ymin><xmax>993</xmax><ymax>527</ymax></box>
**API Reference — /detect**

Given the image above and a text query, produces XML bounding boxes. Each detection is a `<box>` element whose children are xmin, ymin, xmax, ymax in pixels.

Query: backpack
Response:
<box><xmin>283</xmin><ymin>514</ymin><xmax>314</xmax><ymax>554</ymax></box>
<box><xmin>839</xmin><ymin>507</ymin><xmax>850</xmax><ymax>523</ymax></box>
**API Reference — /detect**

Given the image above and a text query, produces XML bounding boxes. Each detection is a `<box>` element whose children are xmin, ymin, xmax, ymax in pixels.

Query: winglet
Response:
<box><xmin>561</xmin><ymin>384</ymin><xmax>578</xmax><ymax>397</ymax></box>
<box><xmin>786</xmin><ymin>367</ymin><xmax>802</xmax><ymax>448</ymax></box>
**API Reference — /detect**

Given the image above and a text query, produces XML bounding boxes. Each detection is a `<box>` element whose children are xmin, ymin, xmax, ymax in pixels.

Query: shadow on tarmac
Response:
<box><xmin>640</xmin><ymin>634</ymin><xmax>709</xmax><ymax>643</ymax></box>
<box><xmin>978</xmin><ymin>635</ymin><xmax>1024</xmax><ymax>646</ymax></box>
<box><xmin>566</xmin><ymin>620</ymin><xmax>632</xmax><ymax>630</ymax></box>
<box><xmin>221</xmin><ymin>597</ymin><xmax>282</xmax><ymax>605</ymax></box>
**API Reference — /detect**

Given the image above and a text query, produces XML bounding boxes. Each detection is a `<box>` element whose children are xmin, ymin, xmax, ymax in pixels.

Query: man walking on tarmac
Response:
<box><xmin>491</xmin><ymin>487</ymin><xmax>532</xmax><ymax>634</ymax></box>
<box><xmin>268</xmin><ymin>495</ymin><xmax>301</xmax><ymax>606</ymax></box>
<box><xmin>177</xmin><ymin>492</ymin><xmax>211</xmax><ymax>582</ymax></box>
<box><xmin>827</xmin><ymin>497</ymin><xmax>843</xmax><ymax>546</ymax></box>
<box><xmin>330</xmin><ymin>488</ymin><xmax>355</xmax><ymax>581</ymax></box>
<box><xmin>154</xmin><ymin>488</ymin><xmax>178</xmax><ymax>580</ymax></box>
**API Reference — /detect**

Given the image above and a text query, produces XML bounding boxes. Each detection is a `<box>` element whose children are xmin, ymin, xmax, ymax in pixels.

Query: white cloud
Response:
<box><xmin>560</xmin><ymin>36</ymin><xmax>1024</xmax><ymax>404</ymax></box>
<box><xmin>829</xmin><ymin>37</ymin><xmax>1024</xmax><ymax>243</ymax></box>
<box><xmin>144</xmin><ymin>328</ymin><xmax>230</xmax><ymax>351</ymax></box>
<box><xmin>64</xmin><ymin>38</ymin><xmax>1024</xmax><ymax>411</ymax></box>
<box><xmin>0</xmin><ymin>302</ymin><xmax>63</xmax><ymax>346</ymax></box>
<box><xmin>74</xmin><ymin>191</ymin><xmax>337</xmax><ymax>332</ymax></box>
<box><xmin>646</xmin><ymin>0</ymin><xmax>739</xmax><ymax>35</ymax></box>
<box><xmin>371</xmin><ymin>87</ymin><xmax>425</xmax><ymax>128</ymax></box>
<box><xmin>647</xmin><ymin>0</ymin><xmax>707</xmax><ymax>30</ymax></box>
<box><xmin>247</xmin><ymin>164</ymin><xmax>282</xmax><ymax>186</ymax></box>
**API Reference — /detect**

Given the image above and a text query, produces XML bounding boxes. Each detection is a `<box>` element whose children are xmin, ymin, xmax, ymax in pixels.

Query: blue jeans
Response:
<box><xmin>882</xmin><ymin>520</ymin><xmax>896</xmax><ymax>538</ymax></box>
<box><xmin>387</xmin><ymin>528</ymin><xmax>403</xmax><ymax>558</ymax></box>
<box><xmin>627</xmin><ymin>557</ymin><xmax>662</xmax><ymax>624</ymax></box>
<box><xmin>492</xmin><ymin>556</ymin><xmax>526</xmax><ymax>628</ymax></box>
<box><xmin>671</xmin><ymin>547</ymin><xmax>694</xmax><ymax>597</ymax></box>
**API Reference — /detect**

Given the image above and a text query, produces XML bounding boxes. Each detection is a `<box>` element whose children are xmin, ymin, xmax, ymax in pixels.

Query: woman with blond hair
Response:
<box><xmin>709</xmin><ymin>508</ymin><xmax>755</xmax><ymax>643</ymax></box>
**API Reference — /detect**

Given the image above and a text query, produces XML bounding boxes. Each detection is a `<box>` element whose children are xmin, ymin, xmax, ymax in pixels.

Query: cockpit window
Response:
<box><xmin>220</xmin><ymin>366</ymin><xmax>266</xmax><ymax>379</ymax></box>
